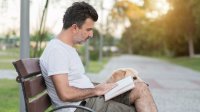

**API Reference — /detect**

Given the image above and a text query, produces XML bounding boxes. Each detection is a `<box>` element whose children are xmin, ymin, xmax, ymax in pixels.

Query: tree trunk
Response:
<box><xmin>188</xmin><ymin>36</ymin><xmax>194</xmax><ymax>57</ymax></box>
<box><xmin>128</xmin><ymin>45</ymin><xmax>133</xmax><ymax>54</ymax></box>
<box><xmin>33</xmin><ymin>0</ymin><xmax>49</xmax><ymax>57</ymax></box>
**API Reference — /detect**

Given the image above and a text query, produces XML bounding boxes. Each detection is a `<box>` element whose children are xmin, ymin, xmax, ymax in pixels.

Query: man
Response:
<box><xmin>40</xmin><ymin>1</ymin><xmax>157</xmax><ymax>112</ymax></box>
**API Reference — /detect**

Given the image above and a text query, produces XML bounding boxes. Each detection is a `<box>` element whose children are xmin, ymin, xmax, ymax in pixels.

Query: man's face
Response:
<box><xmin>73</xmin><ymin>18</ymin><xmax>94</xmax><ymax>44</ymax></box>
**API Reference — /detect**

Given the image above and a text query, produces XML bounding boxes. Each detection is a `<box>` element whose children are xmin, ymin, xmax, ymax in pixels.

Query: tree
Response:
<box><xmin>162</xmin><ymin>0</ymin><xmax>196</xmax><ymax>57</ymax></box>
<box><xmin>32</xmin><ymin>0</ymin><xmax>49</xmax><ymax>57</ymax></box>
<box><xmin>110</xmin><ymin>0</ymin><xmax>200</xmax><ymax>56</ymax></box>
<box><xmin>191</xmin><ymin>0</ymin><xmax>200</xmax><ymax>54</ymax></box>
<box><xmin>109</xmin><ymin>0</ymin><xmax>148</xmax><ymax>54</ymax></box>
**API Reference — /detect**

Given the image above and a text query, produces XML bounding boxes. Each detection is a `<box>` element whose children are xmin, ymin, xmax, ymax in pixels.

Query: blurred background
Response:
<box><xmin>0</xmin><ymin>0</ymin><xmax>200</xmax><ymax>111</ymax></box>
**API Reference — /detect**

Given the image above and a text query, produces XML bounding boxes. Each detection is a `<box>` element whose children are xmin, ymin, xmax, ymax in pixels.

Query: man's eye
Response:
<box><xmin>87</xmin><ymin>28</ymin><xmax>93</xmax><ymax>31</ymax></box>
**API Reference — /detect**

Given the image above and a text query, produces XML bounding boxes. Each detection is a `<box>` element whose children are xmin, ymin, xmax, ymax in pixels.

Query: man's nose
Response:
<box><xmin>89</xmin><ymin>31</ymin><xmax>93</xmax><ymax>38</ymax></box>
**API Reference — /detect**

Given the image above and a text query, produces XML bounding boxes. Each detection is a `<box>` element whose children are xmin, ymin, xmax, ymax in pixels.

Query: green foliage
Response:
<box><xmin>30</xmin><ymin>0</ymin><xmax>50</xmax><ymax>58</ymax></box>
<box><xmin>90</xmin><ymin>50</ymin><xmax>99</xmax><ymax>61</ymax></box>
<box><xmin>110</xmin><ymin>0</ymin><xmax>146</xmax><ymax>22</ymax></box>
<box><xmin>90</xmin><ymin>28</ymin><xmax>100</xmax><ymax>46</ymax></box>
<box><xmin>30</xmin><ymin>30</ymin><xmax>52</xmax><ymax>42</ymax></box>
<box><xmin>114</xmin><ymin>0</ymin><xmax>200</xmax><ymax>57</ymax></box>
<box><xmin>30</xmin><ymin>30</ymin><xmax>53</xmax><ymax>58</ymax></box>
<box><xmin>191</xmin><ymin>0</ymin><xmax>200</xmax><ymax>54</ymax></box>
<box><xmin>194</xmin><ymin>35</ymin><xmax>200</xmax><ymax>53</ymax></box>
<box><xmin>87</xmin><ymin>58</ymin><xmax>110</xmax><ymax>73</ymax></box>
<box><xmin>103</xmin><ymin>33</ymin><xmax>115</xmax><ymax>46</ymax></box>
<box><xmin>119</xmin><ymin>20</ymin><xmax>165</xmax><ymax>56</ymax></box>
<box><xmin>0</xmin><ymin>79</ymin><xmax>19</xmax><ymax>111</ymax></box>
<box><xmin>161</xmin><ymin>0</ymin><xmax>197</xmax><ymax>56</ymax></box>
<box><xmin>89</xmin><ymin>28</ymin><xmax>100</xmax><ymax>61</ymax></box>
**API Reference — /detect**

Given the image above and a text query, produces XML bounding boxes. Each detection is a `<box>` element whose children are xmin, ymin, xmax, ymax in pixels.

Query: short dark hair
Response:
<box><xmin>62</xmin><ymin>1</ymin><xmax>98</xmax><ymax>29</ymax></box>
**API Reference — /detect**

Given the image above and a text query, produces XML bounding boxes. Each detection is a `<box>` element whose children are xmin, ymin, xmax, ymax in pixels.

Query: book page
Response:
<box><xmin>104</xmin><ymin>76</ymin><xmax>134</xmax><ymax>101</ymax></box>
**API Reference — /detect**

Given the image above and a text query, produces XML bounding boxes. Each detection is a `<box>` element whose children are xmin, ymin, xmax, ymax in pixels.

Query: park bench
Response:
<box><xmin>13</xmin><ymin>58</ymin><xmax>95</xmax><ymax>112</ymax></box>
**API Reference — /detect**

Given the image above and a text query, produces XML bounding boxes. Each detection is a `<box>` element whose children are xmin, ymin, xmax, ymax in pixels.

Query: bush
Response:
<box><xmin>90</xmin><ymin>50</ymin><xmax>99</xmax><ymax>61</ymax></box>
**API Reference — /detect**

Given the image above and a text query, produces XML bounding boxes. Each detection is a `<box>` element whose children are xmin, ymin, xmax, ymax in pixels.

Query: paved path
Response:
<box><xmin>87</xmin><ymin>55</ymin><xmax>200</xmax><ymax>112</ymax></box>
<box><xmin>0</xmin><ymin>70</ymin><xmax>17</xmax><ymax>79</ymax></box>
<box><xmin>1</xmin><ymin>54</ymin><xmax>200</xmax><ymax>112</ymax></box>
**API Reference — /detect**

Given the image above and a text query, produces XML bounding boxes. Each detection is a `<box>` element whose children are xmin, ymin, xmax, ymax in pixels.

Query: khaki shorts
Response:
<box><xmin>75</xmin><ymin>91</ymin><xmax>135</xmax><ymax>112</ymax></box>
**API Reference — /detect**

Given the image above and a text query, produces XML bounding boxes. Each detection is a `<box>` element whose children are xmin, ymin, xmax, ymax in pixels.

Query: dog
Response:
<box><xmin>106</xmin><ymin>68</ymin><xmax>148</xmax><ymax>106</ymax></box>
<box><xmin>106</xmin><ymin>68</ymin><xmax>154</xmax><ymax>112</ymax></box>
<box><xmin>106</xmin><ymin>68</ymin><xmax>143</xmax><ymax>83</ymax></box>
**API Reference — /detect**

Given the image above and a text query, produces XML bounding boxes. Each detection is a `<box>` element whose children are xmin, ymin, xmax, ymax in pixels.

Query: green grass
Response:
<box><xmin>0</xmin><ymin>54</ymin><xmax>18</xmax><ymax>60</ymax></box>
<box><xmin>159</xmin><ymin>56</ymin><xmax>200</xmax><ymax>72</ymax></box>
<box><xmin>87</xmin><ymin>58</ymin><xmax>110</xmax><ymax>73</ymax></box>
<box><xmin>1</xmin><ymin>48</ymin><xmax>20</xmax><ymax>54</ymax></box>
<box><xmin>0</xmin><ymin>79</ymin><xmax>19</xmax><ymax>112</ymax></box>
<box><xmin>0</xmin><ymin>48</ymin><xmax>110</xmax><ymax>71</ymax></box>
<box><xmin>0</xmin><ymin>62</ymin><xmax>15</xmax><ymax>69</ymax></box>
<box><xmin>0</xmin><ymin>48</ymin><xmax>19</xmax><ymax>70</ymax></box>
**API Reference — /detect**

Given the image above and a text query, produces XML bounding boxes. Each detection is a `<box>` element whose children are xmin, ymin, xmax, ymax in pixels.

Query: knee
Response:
<box><xmin>135</xmin><ymin>82</ymin><xmax>149</xmax><ymax>95</ymax></box>
<box><xmin>129</xmin><ymin>82</ymin><xmax>149</xmax><ymax>102</ymax></box>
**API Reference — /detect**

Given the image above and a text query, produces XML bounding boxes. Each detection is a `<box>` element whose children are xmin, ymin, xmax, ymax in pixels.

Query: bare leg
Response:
<box><xmin>129</xmin><ymin>82</ymin><xmax>158</xmax><ymax>112</ymax></box>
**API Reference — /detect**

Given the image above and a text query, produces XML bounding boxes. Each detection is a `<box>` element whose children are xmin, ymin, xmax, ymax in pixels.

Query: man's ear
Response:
<box><xmin>71</xmin><ymin>24</ymin><xmax>78</xmax><ymax>33</ymax></box>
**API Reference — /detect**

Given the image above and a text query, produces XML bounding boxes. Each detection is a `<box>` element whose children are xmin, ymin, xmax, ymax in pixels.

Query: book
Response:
<box><xmin>104</xmin><ymin>76</ymin><xmax>135</xmax><ymax>101</ymax></box>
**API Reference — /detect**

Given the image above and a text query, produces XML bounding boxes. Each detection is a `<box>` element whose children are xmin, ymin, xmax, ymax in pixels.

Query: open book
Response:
<box><xmin>104</xmin><ymin>76</ymin><xmax>135</xmax><ymax>101</ymax></box>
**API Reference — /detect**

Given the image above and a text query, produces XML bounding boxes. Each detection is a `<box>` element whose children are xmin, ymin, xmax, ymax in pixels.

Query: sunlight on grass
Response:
<box><xmin>0</xmin><ymin>62</ymin><xmax>15</xmax><ymax>69</ymax></box>
<box><xmin>0</xmin><ymin>48</ymin><xmax>19</xmax><ymax>70</ymax></box>
<box><xmin>1</xmin><ymin>48</ymin><xmax>19</xmax><ymax>54</ymax></box>
<box><xmin>0</xmin><ymin>54</ymin><xmax>18</xmax><ymax>60</ymax></box>
<box><xmin>0</xmin><ymin>79</ymin><xmax>19</xmax><ymax>112</ymax></box>
<box><xmin>160</xmin><ymin>56</ymin><xmax>200</xmax><ymax>72</ymax></box>
<box><xmin>168</xmin><ymin>57</ymin><xmax>200</xmax><ymax>72</ymax></box>
<box><xmin>87</xmin><ymin>58</ymin><xmax>110</xmax><ymax>73</ymax></box>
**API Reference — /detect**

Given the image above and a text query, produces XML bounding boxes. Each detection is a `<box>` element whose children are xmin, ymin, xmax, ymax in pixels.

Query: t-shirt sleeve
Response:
<box><xmin>46</xmin><ymin>48</ymin><xmax>70</xmax><ymax>76</ymax></box>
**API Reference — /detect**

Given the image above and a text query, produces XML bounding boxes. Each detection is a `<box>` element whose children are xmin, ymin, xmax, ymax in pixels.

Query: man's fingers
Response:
<box><xmin>107</xmin><ymin>83</ymin><xmax>117</xmax><ymax>91</ymax></box>
<box><xmin>112</xmin><ymin>83</ymin><xmax>118</xmax><ymax>88</ymax></box>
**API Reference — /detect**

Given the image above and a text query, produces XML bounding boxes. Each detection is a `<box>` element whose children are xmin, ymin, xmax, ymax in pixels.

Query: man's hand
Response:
<box><xmin>51</xmin><ymin>74</ymin><xmax>117</xmax><ymax>102</ymax></box>
<box><xmin>94</xmin><ymin>83</ymin><xmax>117</xmax><ymax>96</ymax></box>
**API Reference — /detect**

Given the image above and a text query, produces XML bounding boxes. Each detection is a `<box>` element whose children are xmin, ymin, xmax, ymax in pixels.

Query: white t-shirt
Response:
<box><xmin>40</xmin><ymin>38</ymin><xmax>94</xmax><ymax>112</ymax></box>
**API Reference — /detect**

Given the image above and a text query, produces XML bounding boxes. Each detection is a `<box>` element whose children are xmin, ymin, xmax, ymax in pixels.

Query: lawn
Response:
<box><xmin>0</xmin><ymin>79</ymin><xmax>19</xmax><ymax>112</ymax></box>
<box><xmin>0</xmin><ymin>48</ymin><xmax>19</xmax><ymax>70</ymax></box>
<box><xmin>87</xmin><ymin>58</ymin><xmax>110</xmax><ymax>73</ymax></box>
<box><xmin>0</xmin><ymin>48</ymin><xmax>110</xmax><ymax>73</ymax></box>
<box><xmin>0</xmin><ymin>62</ymin><xmax>15</xmax><ymax>69</ymax></box>
<box><xmin>160</xmin><ymin>56</ymin><xmax>200</xmax><ymax>72</ymax></box>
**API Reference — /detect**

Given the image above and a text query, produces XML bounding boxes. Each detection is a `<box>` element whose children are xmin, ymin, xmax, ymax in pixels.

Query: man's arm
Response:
<box><xmin>51</xmin><ymin>74</ymin><xmax>116</xmax><ymax>102</ymax></box>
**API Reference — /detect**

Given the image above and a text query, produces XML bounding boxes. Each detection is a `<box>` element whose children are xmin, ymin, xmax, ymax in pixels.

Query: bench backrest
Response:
<box><xmin>13</xmin><ymin>58</ymin><xmax>51</xmax><ymax>112</ymax></box>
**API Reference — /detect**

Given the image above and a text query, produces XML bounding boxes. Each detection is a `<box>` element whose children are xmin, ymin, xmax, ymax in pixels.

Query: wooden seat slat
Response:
<box><xmin>13</xmin><ymin>58</ymin><xmax>51</xmax><ymax>112</ymax></box>
<box><xmin>24</xmin><ymin>76</ymin><xmax>47</xmax><ymax>97</ymax></box>
<box><xmin>28</xmin><ymin>93</ymin><xmax>51</xmax><ymax>112</ymax></box>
